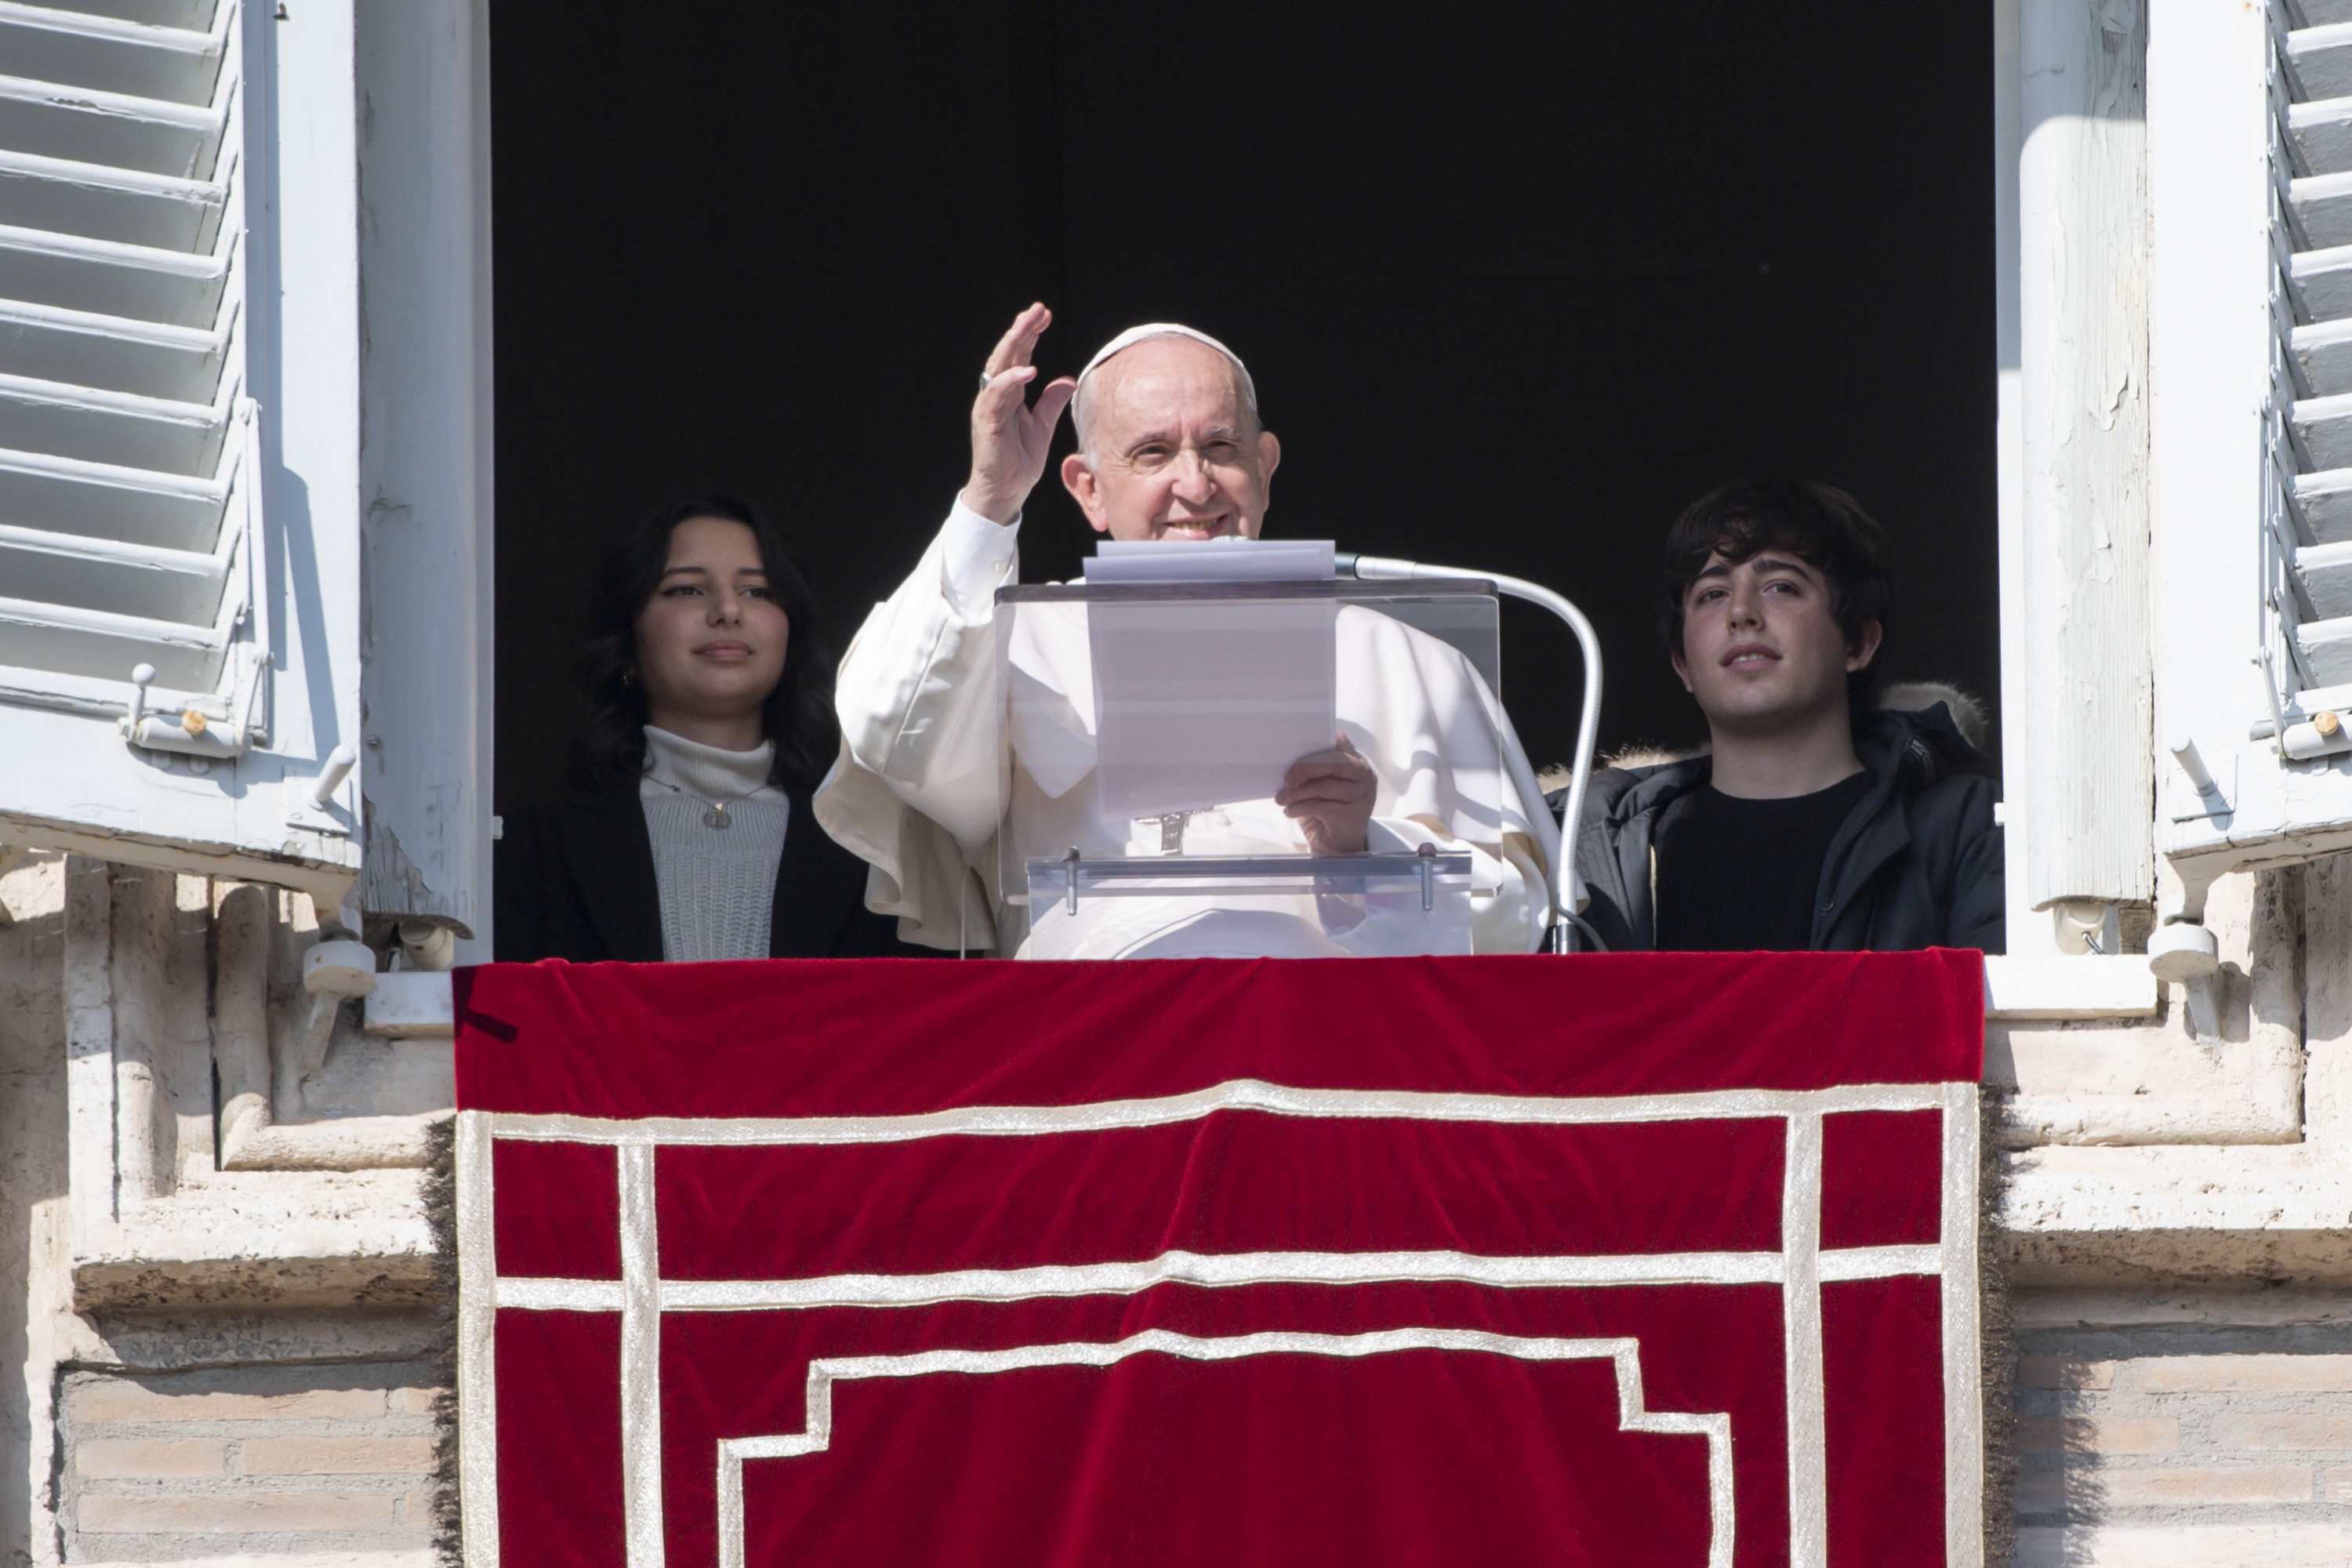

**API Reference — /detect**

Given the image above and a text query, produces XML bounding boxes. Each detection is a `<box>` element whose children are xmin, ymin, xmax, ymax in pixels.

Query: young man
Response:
<box><xmin>1562</xmin><ymin>476</ymin><xmax>2003</xmax><ymax>953</ymax></box>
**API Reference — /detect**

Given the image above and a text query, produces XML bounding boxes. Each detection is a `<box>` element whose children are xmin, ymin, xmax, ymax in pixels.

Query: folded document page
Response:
<box><xmin>1084</xmin><ymin>539</ymin><xmax>1339</xmax><ymax>821</ymax></box>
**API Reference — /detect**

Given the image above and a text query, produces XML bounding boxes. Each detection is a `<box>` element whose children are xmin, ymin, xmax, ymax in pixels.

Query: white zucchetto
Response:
<box><xmin>1076</xmin><ymin>323</ymin><xmax>1250</xmax><ymax>388</ymax></box>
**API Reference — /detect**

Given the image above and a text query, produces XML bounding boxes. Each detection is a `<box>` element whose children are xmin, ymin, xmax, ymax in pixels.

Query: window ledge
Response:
<box><xmin>1982</xmin><ymin>954</ymin><xmax>2161</xmax><ymax>1021</ymax></box>
<box><xmin>372</xmin><ymin>956</ymin><xmax>2165</xmax><ymax>1040</ymax></box>
<box><xmin>367</xmin><ymin>971</ymin><xmax>458</xmax><ymax>1037</ymax></box>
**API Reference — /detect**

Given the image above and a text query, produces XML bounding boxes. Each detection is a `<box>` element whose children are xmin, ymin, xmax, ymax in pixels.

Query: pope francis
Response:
<box><xmin>813</xmin><ymin>304</ymin><xmax>1558</xmax><ymax>958</ymax></box>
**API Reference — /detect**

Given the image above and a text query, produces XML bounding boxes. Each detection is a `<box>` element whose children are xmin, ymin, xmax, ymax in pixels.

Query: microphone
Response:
<box><xmin>1338</xmin><ymin>551</ymin><xmax>1604</xmax><ymax>953</ymax></box>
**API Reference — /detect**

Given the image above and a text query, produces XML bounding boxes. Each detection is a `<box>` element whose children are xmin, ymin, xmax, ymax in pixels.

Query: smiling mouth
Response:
<box><xmin>1722</xmin><ymin>644</ymin><xmax>1779</xmax><ymax>670</ymax></box>
<box><xmin>1160</xmin><ymin>515</ymin><xmax>1232</xmax><ymax>540</ymax></box>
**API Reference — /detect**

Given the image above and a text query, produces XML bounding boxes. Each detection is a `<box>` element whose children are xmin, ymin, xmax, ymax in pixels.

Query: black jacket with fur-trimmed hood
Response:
<box><xmin>1549</xmin><ymin>694</ymin><xmax>2005</xmax><ymax>954</ymax></box>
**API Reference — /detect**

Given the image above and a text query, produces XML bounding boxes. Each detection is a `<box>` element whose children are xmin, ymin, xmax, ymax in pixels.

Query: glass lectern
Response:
<box><xmin>992</xmin><ymin>577</ymin><xmax>1502</xmax><ymax>960</ymax></box>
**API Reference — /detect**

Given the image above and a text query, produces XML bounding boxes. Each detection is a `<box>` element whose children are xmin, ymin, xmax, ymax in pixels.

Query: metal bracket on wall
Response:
<box><xmin>282</xmin><ymin>744</ymin><xmax>360</xmax><ymax>838</ymax></box>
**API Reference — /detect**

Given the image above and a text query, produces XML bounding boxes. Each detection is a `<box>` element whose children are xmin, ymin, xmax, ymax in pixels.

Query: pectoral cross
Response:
<box><xmin>1152</xmin><ymin>811</ymin><xmax>1204</xmax><ymax>855</ymax></box>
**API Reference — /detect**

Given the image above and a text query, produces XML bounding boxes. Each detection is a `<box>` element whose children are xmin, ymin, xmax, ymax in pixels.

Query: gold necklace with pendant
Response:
<box><xmin>652</xmin><ymin>777</ymin><xmax>762</xmax><ymax>830</ymax></box>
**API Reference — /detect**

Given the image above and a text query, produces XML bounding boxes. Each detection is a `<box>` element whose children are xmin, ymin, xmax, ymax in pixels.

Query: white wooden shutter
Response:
<box><xmin>348</xmin><ymin>0</ymin><xmax>494</xmax><ymax>944</ymax></box>
<box><xmin>2149</xmin><ymin>0</ymin><xmax>2352</xmax><ymax>902</ymax></box>
<box><xmin>0</xmin><ymin>0</ymin><xmax>362</xmax><ymax>906</ymax></box>
<box><xmin>2275</xmin><ymin>10</ymin><xmax>2352</xmax><ymax>699</ymax></box>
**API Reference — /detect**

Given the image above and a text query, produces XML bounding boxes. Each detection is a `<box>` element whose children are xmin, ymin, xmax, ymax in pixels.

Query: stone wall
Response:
<box><xmin>2</xmin><ymin>854</ymin><xmax>445</xmax><ymax>1568</ymax></box>
<box><xmin>2012</xmin><ymin>1312</ymin><xmax>2352</xmax><ymax>1565</ymax></box>
<box><xmin>57</xmin><ymin>1362</ymin><xmax>442</xmax><ymax>1563</ymax></box>
<box><xmin>4</xmin><ymin>853</ymin><xmax>67</xmax><ymax>1568</ymax></box>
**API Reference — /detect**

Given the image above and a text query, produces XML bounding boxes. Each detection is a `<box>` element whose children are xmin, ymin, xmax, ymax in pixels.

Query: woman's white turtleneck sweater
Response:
<box><xmin>639</xmin><ymin>725</ymin><xmax>789</xmax><ymax>962</ymax></box>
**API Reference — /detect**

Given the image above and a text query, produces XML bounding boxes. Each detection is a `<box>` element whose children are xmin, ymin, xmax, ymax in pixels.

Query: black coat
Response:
<box><xmin>1552</xmin><ymin>703</ymin><xmax>2005</xmax><ymax>954</ymax></box>
<box><xmin>492</xmin><ymin>787</ymin><xmax>926</xmax><ymax>962</ymax></box>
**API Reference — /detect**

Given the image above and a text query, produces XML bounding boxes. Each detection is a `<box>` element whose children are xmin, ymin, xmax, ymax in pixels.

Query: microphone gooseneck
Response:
<box><xmin>1338</xmin><ymin>551</ymin><xmax>1603</xmax><ymax>953</ymax></box>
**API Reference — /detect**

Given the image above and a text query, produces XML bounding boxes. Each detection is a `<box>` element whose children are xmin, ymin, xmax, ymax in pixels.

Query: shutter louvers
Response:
<box><xmin>2151</xmin><ymin>0</ymin><xmax>2352</xmax><ymax>900</ymax></box>
<box><xmin>0</xmin><ymin>0</ymin><xmax>365</xmax><ymax>908</ymax></box>
<box><xmin>2274</xmin><ymin>7</ymin><xmax>2352</xmax><ymax>702</ymax></box>
<box><xmin>0</xmin><ymin>0</ymin><xmax>255</xmax><ymax>724</ymax></box>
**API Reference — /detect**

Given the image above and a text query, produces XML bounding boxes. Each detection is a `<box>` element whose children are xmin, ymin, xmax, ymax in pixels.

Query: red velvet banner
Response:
<box><xmin>455</xmin><ymin>950</ymin><xmax>1985</xmax><ymax>1568</ymax></box>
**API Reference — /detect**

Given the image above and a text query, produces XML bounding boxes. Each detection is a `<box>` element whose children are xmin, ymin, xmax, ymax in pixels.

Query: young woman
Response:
<box><xmin>494</xmin><ymin>495</ymin><xmax>916</xmax><ymax>961</ymax></box>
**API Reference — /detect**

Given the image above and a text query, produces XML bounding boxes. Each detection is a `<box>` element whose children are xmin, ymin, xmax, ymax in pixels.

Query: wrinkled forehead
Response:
<box><xmin>1087</xmin><ymin>337</ymin><xmax>1253</xmax><ymax>438</ymax></box>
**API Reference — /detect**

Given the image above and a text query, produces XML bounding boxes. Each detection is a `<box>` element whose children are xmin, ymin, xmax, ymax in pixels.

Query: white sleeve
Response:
<box><xmin>829</xmin><ymin>501</ymin><xmax>1020</xmax><ymax>849</ymax></box>
<box><xmin>942</xmin><ymin>501</ymin><xmax>1022</xmax><ymax>621</ymax></box>
<box><xmin>811</xmin><ymin>504</ymin><xmax>1023</xmax><ymax>951</ymax></box>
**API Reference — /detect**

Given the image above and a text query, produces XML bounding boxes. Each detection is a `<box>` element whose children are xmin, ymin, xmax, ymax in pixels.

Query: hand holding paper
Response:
<box><xmin>1276</xmin><ymin>734</ymin><xmax>1377</xmax><ymax>853</ymax></box>
<box><xmin>1084</xmin><ymin>539</ymin><xmax>1341</xmax><ymax>820</ymax></box>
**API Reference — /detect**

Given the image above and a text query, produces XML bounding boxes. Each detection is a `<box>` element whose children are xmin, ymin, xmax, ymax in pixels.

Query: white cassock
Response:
<box><xmin>813</xmin><ymin>503</ymin><xmax>1560</xmax><ymax>958</ymax></box>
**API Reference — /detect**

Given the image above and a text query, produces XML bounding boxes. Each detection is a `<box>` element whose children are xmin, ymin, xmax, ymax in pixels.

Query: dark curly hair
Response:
<box><xmin>1659</xmin><ymin>474</ymin><xmax>1893</xmax><ymax>718</ymax></box>
<box><xmin>568</xmin><ymin>495</ymin><xmax>837</xmax><ymax>796</ymax></box>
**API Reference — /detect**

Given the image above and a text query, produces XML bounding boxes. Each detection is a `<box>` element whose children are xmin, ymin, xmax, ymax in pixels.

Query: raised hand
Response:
<box><xmin>1276</xmin><ymin>733</ymin><xmax>1377</xmax><ymax>855</ymax></box>
<box><xmin>960</xmin><ymin>303</ymin><xmax>1079</xmax><ymax>526</ymax></box>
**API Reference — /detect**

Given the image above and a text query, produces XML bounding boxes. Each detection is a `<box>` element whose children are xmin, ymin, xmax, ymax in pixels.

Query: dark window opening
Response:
<box><xmin>490</xmin><ymin>2</ymin><xmax>1997</xmax><ymax>817</ymax></box>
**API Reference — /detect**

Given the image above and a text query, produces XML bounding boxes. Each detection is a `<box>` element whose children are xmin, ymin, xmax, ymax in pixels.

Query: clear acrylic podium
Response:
<box><xmin>993</xmin><ymin>577</ymin><xmax>1501</xmax><ymax>960</ymax></box>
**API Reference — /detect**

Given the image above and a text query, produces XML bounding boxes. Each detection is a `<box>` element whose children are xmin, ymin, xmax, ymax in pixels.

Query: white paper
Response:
<box><xmin>1084</xmin><ymin>538</ymin><xmax>1336</xmax><ymax>584</ymax></box>
<box><xmin>1088</xmin><ymin>597</ymin><xmax>1338</xmax><ymax>819</ymax></box>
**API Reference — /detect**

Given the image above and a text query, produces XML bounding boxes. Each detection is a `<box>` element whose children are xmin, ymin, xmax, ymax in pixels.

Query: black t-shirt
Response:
<box><xmin>1651</xmin><ymin>771</ymin><xmax>1875</xmax><ymax>952</ymax></box>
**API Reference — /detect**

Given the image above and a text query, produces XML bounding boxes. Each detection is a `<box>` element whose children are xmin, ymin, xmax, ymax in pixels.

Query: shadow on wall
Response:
<box><xmin>2011</xmin><ymin>1320</ymin><xmax>2352</xmax><ymax>1566</ymax></box>
<box><xmin>0</xmin><ymin>852</ymin><xmax>68</xmax><ymax>1565</ymax></box>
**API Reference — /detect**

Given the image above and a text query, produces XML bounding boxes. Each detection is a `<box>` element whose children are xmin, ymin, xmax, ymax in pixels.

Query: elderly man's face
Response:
<box><xmin>1059</xmin><ymin>337</ymin><xmax>1281</xmax><ymax>541</ymax></box>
